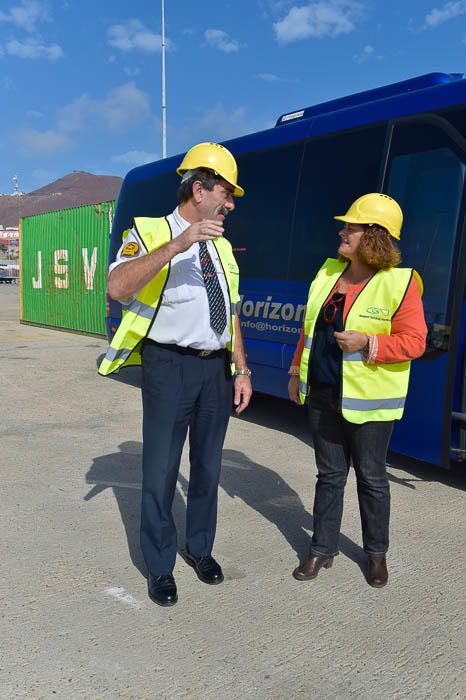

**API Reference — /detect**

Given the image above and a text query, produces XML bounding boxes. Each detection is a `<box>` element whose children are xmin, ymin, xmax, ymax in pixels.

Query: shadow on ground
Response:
<box><xmin>87</xmin><ymin>370</ymin><xmax>464</xmax><ymax>577</ymax></box>
<box><xmin>84</xmin><ymin>441</ymin><xmax>147</xmax><ymax>576</ymax></box>
<box><xmin>219</xmin><ymin>448</ymin><xmax>366</xmax><ymax>569</ymax></box>
<box><xmin>84</xmin><ymin>440</ymin><xmax>368</xmax><ymax>580</ymax></box>
<box><xmin>386</xmin><ymin>451</ymin><xmax>466</xmax><ymax>491</ymax></box>
<box><xmin>236</xmin><ymin>392</ymin><xmax>312</xmax><ymax>448</ymax></box>
<box><xmin>95</xmin><ymin>354</ymin><xmax>466</xmax><ymax>493</ymax></box>
<box><xmin>236</xmin><ymin>393</ymin><xmax>466</xmax><ymax>491</ymax></box>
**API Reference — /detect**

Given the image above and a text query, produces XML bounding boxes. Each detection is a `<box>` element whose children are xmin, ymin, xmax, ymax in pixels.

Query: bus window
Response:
<box><xmin>386</xmin><ymin>122</ymin><xmax>466</xmax><ymax>352</ymax></box>
<box><xmin>290</xmin><ymin>125</ymin><xmax>387</xmax><ymax>282</ymax></box>
<box><xmin>226</xmin><ymin>141</ymin><xmax>304</xmax><ymax>280</ymax></box>
<box><xmin>441</xmin><ymin>105</ymin><xmax>466</xmax><ymax>138</ymax></box>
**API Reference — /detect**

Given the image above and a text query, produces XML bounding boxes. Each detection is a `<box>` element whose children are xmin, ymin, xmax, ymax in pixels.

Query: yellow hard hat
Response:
<box><xmin>334</xmin><ymin>193</ymin><xmax>403</xmax><ymax>240</ymax></box>
<box><xmin>176</xmin><ymin>142</ymin><xmax>245</xmax><ymax>197</ymax></box>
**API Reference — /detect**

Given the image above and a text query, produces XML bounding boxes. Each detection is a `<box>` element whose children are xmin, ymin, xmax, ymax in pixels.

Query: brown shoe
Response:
<box><xmin>292</xmin><ymin>555</ymin><xmax>333</xmax><ymax>581</ymax></box>
<box><xmin>367</xmin><ymin>554</ymin><xmax>388</xmax><ymax>588</ymax></box>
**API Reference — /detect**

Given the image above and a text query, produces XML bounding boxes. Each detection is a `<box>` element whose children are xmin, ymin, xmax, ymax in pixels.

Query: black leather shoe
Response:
<box><xmin>147</xmin><ymin>574</ymin><xmax>178</xmax><ymax>606</ymax></box>
<box><xmin>185</xmin><ymin>552</ymin><xmax>224</xmax><ymax>585</ymax></box>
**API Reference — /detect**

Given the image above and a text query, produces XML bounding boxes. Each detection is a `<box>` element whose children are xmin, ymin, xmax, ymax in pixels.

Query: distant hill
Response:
<box><xmin>0</xmin><ymin>171</ymin><xmax>123</xmax><ymax>229</ymax></box>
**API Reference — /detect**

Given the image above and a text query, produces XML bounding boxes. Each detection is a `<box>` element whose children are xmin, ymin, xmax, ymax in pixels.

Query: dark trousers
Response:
<box><xmin>308</xmin><ymin>398</ymin><xmax>393</xmax><ymax>557</ymax></box>
<box><xmin>140</xmin><ymin>343</ymin><xmax>232</xmax><ymax>576</ymax></box>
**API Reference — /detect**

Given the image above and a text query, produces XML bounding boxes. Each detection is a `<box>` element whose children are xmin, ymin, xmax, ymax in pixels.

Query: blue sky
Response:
<box><xmin>1</xmin><ymin>0</ymin><xmax>466</xmax><ymax>193</ymax></box>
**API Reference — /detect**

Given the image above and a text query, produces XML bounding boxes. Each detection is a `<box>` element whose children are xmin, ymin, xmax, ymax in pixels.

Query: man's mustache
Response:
<box><xmin>218</xmin><ymin>206</ymin><xmax>230</xmax><ymax>217</ymax></box>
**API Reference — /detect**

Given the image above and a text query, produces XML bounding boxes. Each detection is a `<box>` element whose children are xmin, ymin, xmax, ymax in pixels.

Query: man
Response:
<box><xmin>99</xmin><ymin>142</ymin><xmax>252</xmax><ymax>606</ymax></box>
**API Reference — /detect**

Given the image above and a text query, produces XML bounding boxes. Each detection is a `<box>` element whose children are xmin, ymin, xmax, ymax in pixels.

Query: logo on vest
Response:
<box><xmin>366</xmin><ymin>306</ymin><xmax>389</xmax><ymax>317</ymax></box>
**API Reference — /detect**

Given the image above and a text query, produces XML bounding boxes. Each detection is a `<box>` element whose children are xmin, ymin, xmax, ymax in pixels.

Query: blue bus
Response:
<box><xmin>107</xmin><ymin>72</ymin><xmax>466</xmax><ymax>470</ymax></box>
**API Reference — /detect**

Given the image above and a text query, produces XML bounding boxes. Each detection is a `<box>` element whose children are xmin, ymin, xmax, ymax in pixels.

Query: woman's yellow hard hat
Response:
<box><xmin>177</xmin><ymin>142</ymin><xmax>245</xmax><ymax>197</ymax></box>
<box><xmin>334</xmin><ymin>193</ymin><xmax>403</xmax><ymax>240</ymax></box>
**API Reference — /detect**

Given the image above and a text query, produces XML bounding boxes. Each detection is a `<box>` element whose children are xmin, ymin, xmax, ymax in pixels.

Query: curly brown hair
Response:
<box><xmin>339</xmin><ymin>225</ymin><xmax>401</xmax><ymax>270</ymax></box>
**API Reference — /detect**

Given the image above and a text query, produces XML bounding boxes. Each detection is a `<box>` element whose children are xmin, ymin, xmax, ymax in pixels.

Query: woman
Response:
<box><xmin>288</xmin><ymin>193</ymin><xmax>427</xmax><ymax>587</ymax></box>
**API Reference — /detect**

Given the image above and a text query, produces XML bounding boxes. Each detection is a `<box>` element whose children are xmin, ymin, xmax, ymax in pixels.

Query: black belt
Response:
<box><xmin>144</xmin><ymin>338</ymin><xmax>226</xmax><ymax>358</ymax></box>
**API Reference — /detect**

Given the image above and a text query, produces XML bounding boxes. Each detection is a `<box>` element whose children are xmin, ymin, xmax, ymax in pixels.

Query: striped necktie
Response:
<box><xmin>199</xmin><ymin>241</ymin><xmax>227</xmax><ymax>335</ymax></box>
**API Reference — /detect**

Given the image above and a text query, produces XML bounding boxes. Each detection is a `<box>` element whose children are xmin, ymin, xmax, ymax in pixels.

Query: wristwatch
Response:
<box><xmin>235</xmin><ymin>367</ymin><xmax>252</xmax><ymax>377</ymax></box>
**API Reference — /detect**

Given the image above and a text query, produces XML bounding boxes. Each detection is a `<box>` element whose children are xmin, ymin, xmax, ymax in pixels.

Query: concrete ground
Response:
<box><xmin>1</xmin><ymin>284</ymin><xmax>465</xmax><ymax>700</ymax></box>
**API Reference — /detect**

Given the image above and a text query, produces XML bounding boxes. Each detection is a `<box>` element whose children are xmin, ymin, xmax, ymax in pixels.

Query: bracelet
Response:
<box><xmin>235</xmin><ymin>367</ymin><xmax>252</xmax><ymax>377</ymax></box>
<box><xmin>366</xmin><ymin>334</ymin><xmax>378</xmax><ymax>364</ymax></box>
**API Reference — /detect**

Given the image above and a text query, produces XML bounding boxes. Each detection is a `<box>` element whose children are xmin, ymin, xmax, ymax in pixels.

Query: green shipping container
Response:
<box><xmin>20</xmin><ymin>201</ymin><xmax>114</xmax><ymax>336</ymax></box>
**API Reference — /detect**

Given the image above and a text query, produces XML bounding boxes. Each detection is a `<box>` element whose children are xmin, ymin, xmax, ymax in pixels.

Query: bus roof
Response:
<box><xmin>275</xmin><ymin>72</ymin><xmax>463</xmax><ymax>126</ymax></box>
<box><xmin>123</xmin><ymin>72</ymin><xmax>466</xmax><ymax>186</ymax></box>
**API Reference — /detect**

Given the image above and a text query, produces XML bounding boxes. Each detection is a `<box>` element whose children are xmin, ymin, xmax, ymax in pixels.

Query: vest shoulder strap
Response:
<box><xmin>412</xmin><ymin>269</ymin><xmax>424</xmax><ymax>296</ymax></box>
<box><xmin>319</xmin><ymin>260</ymin><xmax>421</xmax><ymax>294</ymax></box>
<box><xmin>133</xmin><ymin>216</ymin><xmax>172</xmax><ymax>252</ymax></box>
<box><xmin>320</xmin><ymin>261</ymin><xmax>421</xmax><ymax>298</ymax></box>
<box><xmin>214</xmin><ymin>235</ymin><xmax>233</xmax><ymax>254</ymax></box>
<box><xmin>320</xmin><ymin>258</ymin><xmax>348</xmax><ymax>276</ymax></box>
<box><xmin>376</xmin><ymin>267</ymin><xmax>417</xmax><ymax>297</ymax></box>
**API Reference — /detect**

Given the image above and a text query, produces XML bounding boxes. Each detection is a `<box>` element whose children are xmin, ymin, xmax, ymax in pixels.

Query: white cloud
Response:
<box><xmin>197</xmin><ymin>104</ymin><xmax>249</xmax><ymax>140</ymax></box>
<box><xmin>58</xmin><ymin>82</ymin><xmax>151</xmax><ymax>133</ymax></box>
<box><xmin>258</xmin><ymin>72</ymin><xmax>282</xmax><ymax>81</ymax></box>
<box><xmin>94</xmin><ymin>82</ymin><xmax>151</xmax><ymax>132</ymax></box>
<box><xmin>425</xmin><ymin>0</ymin><xmax>466</xmax><ymax>27</ymax></box>
<box><xmin>352</xmin><ymin>44</ymin><xmax>383</xmax><ymax>63</ymax></box>
<box><xmin>174</xmin><ymin>104</ymin><xmax>273</xmax><ymax>149</ymax></box>
<box><xmin>56</xmin><ymin>95</ymin><xmax>92</xmax><ymax>132</ymax></box>
<box><xmin>0</xmin><ymin>0</ymin><xmax>49</xmax><ymax>33</ymax></box>
<box><xmin>260</xmin><ymin>0</ymin><xmax>294</xmax><ymax>16</ymax></box>
<box><xmin>204</xmin><ymin>29</ymin><xmax>241</xmax><ymax>53</ymax></box>
<box><xmin>112</xmin><ymin>150</ymin><xmax>159</xmax><ymax>167</ymax></box>
<box><xmin>15</xmin><ymin>128</ymin><xmax>72</xmax><ymax>156</ymax></box>
<box><xmin>257</xmin><ymin>72</ymin><xmax>298</xmax><ymax>82</ymax></box>
<box><xmin>123</xmin><ymin>66</ymin><xmax>141</xmax><ymax>77</ymax></box>
<box><xmin>5</xmin><ymin>37</ymin><xmax>63</xmax><ymax>60</ymax></box>
<box><xmin>274</xmin><ymin>1</ymin><xmax>362</xmax><ymax>44</ymax></box>
<box><xmin>108</xmin><ymin>19</ymin><xmax>167</xmax><ymax>53</ymax></box>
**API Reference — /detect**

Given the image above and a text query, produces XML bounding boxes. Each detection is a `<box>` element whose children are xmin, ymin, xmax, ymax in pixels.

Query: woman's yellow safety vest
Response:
<box><xmin>99</xmin><ymin>216</ymin><xmax>240</xmax><ymax>376</ymax></box>
<box><xmin>299</xmin><ymin>258</ymin><xmax>423</xmax><ymax>423</ymax></box>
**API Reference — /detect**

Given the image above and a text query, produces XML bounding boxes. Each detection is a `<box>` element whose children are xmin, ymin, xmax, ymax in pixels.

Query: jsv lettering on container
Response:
<box><xmin>32</xmin><ymin>248</ymin><xmax>99</xmax><ymax>290</ymax></box>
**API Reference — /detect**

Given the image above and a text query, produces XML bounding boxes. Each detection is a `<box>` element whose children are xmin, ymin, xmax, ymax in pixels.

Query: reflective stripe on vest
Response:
<box><xmin>342</xmin><ymin>397</ymin><xmax>406</xmax><ymax>411</ymax></box>
<box><xmin>299</xmin><ymin>258</ymin><xmax>418</xmax><ymax>424</ymax></box>
<box><xmin>105</xmin><ymin>347</ymin><xmax>133</xmax><ymax>363</ymax></box>
<box><xmin>126</xmin><ymin>299</ymin><xmax>156</xmax><ymax>320</ymax></box>
<box><xmin>99</xmin><ymin>216</ymin><xmax>240</xmax><ymax>376</ymax></box>
<box><xmin>343</xmin><ymin>350</ymin><xmax>364</xmax><ymax>362</ymax></box>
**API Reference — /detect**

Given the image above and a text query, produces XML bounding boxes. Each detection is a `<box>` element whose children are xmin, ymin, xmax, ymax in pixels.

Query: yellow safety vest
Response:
<box><xmin>299</xmin><ymin>258</ymin><xmax>423</xmax><ymax>423</ymax></box>
<box><xmin>99</xmin><ymin>216</ymin><xmax>240</xmax><ymax>376</ymax></box>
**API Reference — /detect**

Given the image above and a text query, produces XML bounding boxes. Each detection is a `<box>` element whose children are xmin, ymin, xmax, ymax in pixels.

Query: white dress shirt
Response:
<box><xmin>109</xmin><ymin>207</ymin><xmax>232</xmax><ymax>349</ymax></box>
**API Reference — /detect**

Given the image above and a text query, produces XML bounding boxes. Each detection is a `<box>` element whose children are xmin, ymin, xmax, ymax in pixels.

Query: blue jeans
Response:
<box><xmin>308</xmin><ymin>397</ymin><xmax>393</xmax><ymax>557</ymax></box>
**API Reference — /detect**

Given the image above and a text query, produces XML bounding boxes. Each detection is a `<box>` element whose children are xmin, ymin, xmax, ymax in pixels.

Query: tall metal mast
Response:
<box><xmin>161</xmin><ymin>0</ymin><xmax>167</xmax><ymax>158</ymax></box>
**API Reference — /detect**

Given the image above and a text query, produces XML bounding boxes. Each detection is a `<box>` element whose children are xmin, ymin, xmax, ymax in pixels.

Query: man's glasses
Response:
<box><xmin>323</xmin><ymin>292</ymin><xmax>345</xmax><ymax>325</ymax></box>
